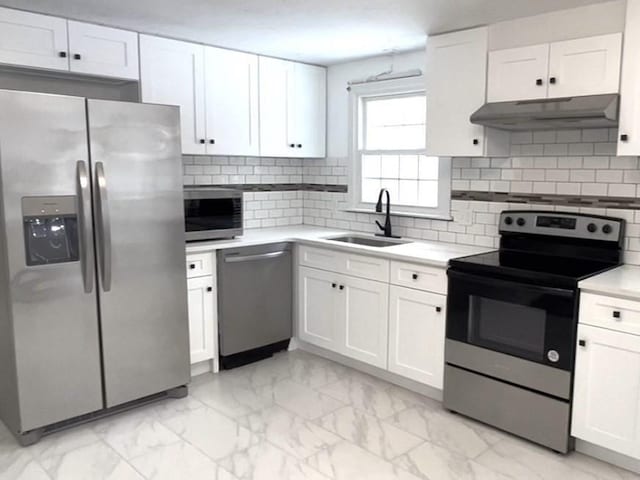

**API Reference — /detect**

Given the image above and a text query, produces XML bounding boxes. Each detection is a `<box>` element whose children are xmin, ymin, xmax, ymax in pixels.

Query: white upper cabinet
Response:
<box><xmin>67</xmin><ymin>21</ymin><xmax>139</xmax><ymax>80</ymax></box>
<box><xmin>260</xmin><ymin>56</ymin><xmax>327</xmax><ymax>158</ymax></box>
<box><xmin>204</xmin><ymin>47</ymin><xmax>259</xmax><ymax>156</ymax></box>
<box><xmin>618</xmin><ymin>0</ymin><xmax>640</xmax><ymax>155</ymax></box>
<box><xmin>487</xmin><ymin>44</ymin><xmax>550</xmax><ymax>102</ymax></box>
<box><xmin>547</xmin><ymin>34</ymin><xmax>622</xmax><ymax>98</ymax></box>
<box><xmin>488</xmin><ymin>33</ymin><xmax>622</xmax><ymax>102</ymax></box>
<box><xmin>0</xmin><ymin>7</ymin><xmax>69</xmax><ymax>71</ymax></box>
<box><xmin>426</xmin><ymin>26</ymin><xmax>509</xmax><ymax>157</ymax></box>
<box><xmin>139</xmin><ymin>35</ymin><xmax>206</xmax><ymax>155</ymax></box>
<box><xmin>572</xmin><ymin>323</ymin><xmax>640</xmax><ymax>459</ymax></box>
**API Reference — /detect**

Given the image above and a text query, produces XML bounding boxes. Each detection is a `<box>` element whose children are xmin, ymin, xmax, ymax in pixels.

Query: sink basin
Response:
<box><xmin>327</xmin><ymin>235</ymin><xmax>411</xmax><ymax>248</ymax></box>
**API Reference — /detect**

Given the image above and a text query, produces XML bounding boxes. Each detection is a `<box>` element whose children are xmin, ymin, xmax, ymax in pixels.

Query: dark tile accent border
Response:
<box><xmin>186</xmin><ymin>183</ymin><xmax>348</xmax><ymax>193</ymax></box>
<box><xmin>453</xmin><ymin>190</ymin><xmax>640</xmax><ymax>210</ymax></box>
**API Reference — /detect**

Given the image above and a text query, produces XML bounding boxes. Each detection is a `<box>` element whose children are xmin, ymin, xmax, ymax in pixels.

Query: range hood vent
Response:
<box><xmin>470</xmin><ymin>94</ymin><xmax>619</xmax><ymax>131</ymax></box>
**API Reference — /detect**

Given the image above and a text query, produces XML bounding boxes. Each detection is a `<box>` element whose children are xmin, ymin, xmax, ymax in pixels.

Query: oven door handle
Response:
<box><xmin>448</xmin><ymin>270</ymin><xmax>574</xmax><ymax>298</ymax></box>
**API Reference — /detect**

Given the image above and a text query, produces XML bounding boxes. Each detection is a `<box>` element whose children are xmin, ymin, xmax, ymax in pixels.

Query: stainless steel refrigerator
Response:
<box><xmin>0</xmin><ymin>90</ymin><xmax>190</xmax><ymax>446</ymax></box>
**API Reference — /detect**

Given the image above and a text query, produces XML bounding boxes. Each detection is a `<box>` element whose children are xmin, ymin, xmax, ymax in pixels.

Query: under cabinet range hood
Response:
<box><xmin>470</xmin><ymin>94</ymin><xmax>619</xmax><ymax>131</ymax></box>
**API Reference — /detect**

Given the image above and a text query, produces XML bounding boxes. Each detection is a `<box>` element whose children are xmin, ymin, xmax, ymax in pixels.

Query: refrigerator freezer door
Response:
<box><xmin>87</xmin><ymin>99</ymin><xmax>190</xmax><ymax>407</ymax></box>
<box><xmin>0</xmin><ymin>90</ymin><xmax>103</xmax><ymax>431</ymax></box>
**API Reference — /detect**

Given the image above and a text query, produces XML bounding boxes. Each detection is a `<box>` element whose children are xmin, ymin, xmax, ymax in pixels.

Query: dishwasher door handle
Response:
<box><xmin>224</xmin><ymin>250</ymin><xmax>289</xmax><ymax>263</ymax></box>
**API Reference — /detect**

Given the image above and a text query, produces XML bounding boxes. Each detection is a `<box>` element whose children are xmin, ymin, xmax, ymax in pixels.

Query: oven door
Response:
<box><xmin>446</xmin><ymin>270</ymin><xmax>576</xmax><ymax>371</ymax></box>
<box><xmin>184</xmin><ymin>194</ymin><xmax>243</xmax><ymax>241</ymax></box>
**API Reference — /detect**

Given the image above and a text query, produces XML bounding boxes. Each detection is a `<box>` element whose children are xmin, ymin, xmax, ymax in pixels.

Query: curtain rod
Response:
<box><xmin>347</xmin><ymin>69</ymin><xmax>423</xmax><ymax>90</ymax></box>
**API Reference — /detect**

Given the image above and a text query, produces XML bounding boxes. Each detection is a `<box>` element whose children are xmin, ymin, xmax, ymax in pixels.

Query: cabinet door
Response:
<box><xmin>388</xmin><ymin>286</ymin><xmax>446</xmax><ymax>388</ymax></box>
<box><xmin>548</xmin><ymin>33</ymin><xmax>622</xmax><ymax>98</ymax></box>
<box><xmin>67</xmin><ymin>21</ymin><xmax>139</xmax><ymax>80</ymax></box>
<box><xmin>572</xmin><ymin>324</ymin><xmax>640</xmax><ymax>458</ymax></box>
<box><xmin>289</xmin><ymin>62</ymin><xmax>326</xmax><ymax>158</ymax></box>
<box><xmin>426</xmin><ymin>27</ymin><xmax>489</xmax><ymax>157</ymax></box>
<box><xmin>338</xmin><ymin>275</ymin><xmax>389</xmax><ymax>369</ymax></box>
<box><xmin>139</xmin><ymin>35</ymin><xmax>206</xmax><ymax>155</ymax></box>
<box><xmin>298</xmin><ymin>266</ymin><xmax>339</xmax><ymax>351</ymax></box>
<box><xmin>0</xmin><ymin>7</ymin><xmax>68</xmax><ymax>71</ymax></box>
<box><xmin>204</xmin><ymin>47</ymin><xmax>259</xmax><ymax>156</ymax></box>
<box><xmin>259</xmin><ymin>56</ymin><xmax>295</xmax><ymax>157</ymax></box>
<box><xmin>487</xmin><ymin>44</ymin><xmax>549</xmax><ymax>102</ymax></box>
<box><xmin>187</xmin><ymin>276</ymin><xmax>216</xmax><ymax>364</ymax></box>
<box><xmin>618</xmin><ymin>0</ymin><xmax>640</xmax><ymax>155</ymax></box>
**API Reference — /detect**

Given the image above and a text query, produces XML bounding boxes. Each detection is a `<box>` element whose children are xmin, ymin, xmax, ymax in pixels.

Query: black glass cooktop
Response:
<box><xmin>450</xmin><ymin>250</ymin><xmax>618</xmax><ymax>284</ymax></box>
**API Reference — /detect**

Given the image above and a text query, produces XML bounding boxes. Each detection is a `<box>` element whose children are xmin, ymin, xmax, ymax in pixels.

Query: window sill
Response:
<box><xmin>343</xmin><ymin>208</ymin><xmax>453</xmax><ymax>222</ymax></box>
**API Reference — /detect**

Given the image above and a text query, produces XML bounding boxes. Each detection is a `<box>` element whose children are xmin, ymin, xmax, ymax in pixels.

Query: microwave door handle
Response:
<box><xmin>76</xmin><ymin>161</ymin><xmax>94</xmax><ymax>294</ymax></box>
<box><xmin>448</xmin><ymin>270</ymin><xmax>574</xmax><ymax>297</ymax></box>
<box><xmin>94</xmin><ymin>161</ymin><xmax>112</xmax><ymax>292</ymax></box>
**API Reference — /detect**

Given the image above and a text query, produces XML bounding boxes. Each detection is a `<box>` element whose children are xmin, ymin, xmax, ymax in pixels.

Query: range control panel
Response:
<box><xmin>499</xmin><ymin>211</ymin><xmax>625</xmax><ymax>243</ymax></box>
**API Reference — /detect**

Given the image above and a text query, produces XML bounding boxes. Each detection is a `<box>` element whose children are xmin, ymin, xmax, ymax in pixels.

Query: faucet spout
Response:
<box><xmin>374</xmin><ymin>188</ymin><xmax>395</xmax><ymax>238</ymax></box>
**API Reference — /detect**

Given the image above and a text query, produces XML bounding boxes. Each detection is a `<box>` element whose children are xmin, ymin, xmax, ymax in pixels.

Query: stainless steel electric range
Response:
<box><xmin>444</xmin><ymin>210</ymin><xmax>625</xmax><ymax>453</ymax></box>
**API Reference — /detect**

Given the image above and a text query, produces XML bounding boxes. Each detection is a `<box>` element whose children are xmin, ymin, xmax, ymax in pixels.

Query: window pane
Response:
<box><xmin>380</xmin><ymin>179</ymin><xmax>399</xmax><ymax>203</ymax></box>
<box><xmin>361</xmin><ymin>178</ymin><xmax>381</xmax><ymax>203</ymax></box>
<box><xmin>398</xmin><ymin>180</ymin><xmax>418</xmax><ymax>206</ymax></box>
<box><xmin>418</xmin><ymin>180</ymin><xmax>439</xmax><ymax>207</ymax></box>
<box><xmin>419</xmin><ymin>156</ymin><xmax>439</xmax><ymax>180</ymax></box>
<box><xmin>399</xmin><ymin>155</ymin><xmax>418</xmax><ymax>179</ymax></box>
<box><xmin>380</xmin><ymin>156</ymin><xmax>399</xmax><ymax>178</ymax></box>
<box><xmin>364</xmin><ymin>94</ymin><xmax>426</xmax><ymax>150</ymax></box>
<box><xmin>362</xmin><ymin>155</ymin><xmax>381</xmax><ymax>178</ymax></box>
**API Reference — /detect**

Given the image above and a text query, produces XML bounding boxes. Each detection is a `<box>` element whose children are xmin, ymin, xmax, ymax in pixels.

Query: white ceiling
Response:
<box><xmin>1</xmin><ymin>0</ymin><xmax>614</xmax><ymax>65</ymax></box>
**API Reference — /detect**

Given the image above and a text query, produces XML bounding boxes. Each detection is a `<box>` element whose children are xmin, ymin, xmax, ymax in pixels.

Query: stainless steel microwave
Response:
<box><xmin>184</xmin><ymin>188</ymin><xmax>243</xmax><ymax>242</ymax></box>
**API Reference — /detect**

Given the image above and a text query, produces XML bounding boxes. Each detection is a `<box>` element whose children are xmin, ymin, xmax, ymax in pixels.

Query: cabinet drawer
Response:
<box><xmin>298</xmin><ymin>245</ymin><xmax>341</xmax><ymax>271</ymax></box>
<box><xmin>298</xmin><ymin>245</ymin><xmax>389</xmax><ymax>282</ymax></box>
<box><xmin>580</xmin><ymin>293</ymin><xmax>640</xmax><ymax>336</ymax></box>
<box><xmin>186</xmin><ymin>252</ymin><xmax>213</xmax><ymax>278</ymax></box>
<box><xmin>390</xmin><ymin>261</ymin><xmax>447</xmax><ymax>294</ymax></box>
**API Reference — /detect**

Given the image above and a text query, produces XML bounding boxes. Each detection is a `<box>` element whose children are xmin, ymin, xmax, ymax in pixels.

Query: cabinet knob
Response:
<box><xmin>613</xmin><ymin>311</ymin><xmax>621</xmax><ymax>319</ymax></box>
<box><xmin>331</xmin><ymin>283</ymin><xmax>337</xmax><ymax>288</ymax></box>
<box><xmin>289</xmin><ymin>143</ymin><xmax>295</xmax><ymax>148</ymax></box>
<box><xmin>339</xmin><ymin>285</ymin><xmax>344</xmax><ymax>290</ymax></box>
<box><xmin>472</xmin><ymin>139</ymin><xmax>479</xmax><ymax>145</ymax></box>
<box><xmin>73</xmin><ymin>53</ymin><xmax>81</xmax><ymax>60</ymax></box>
<box><xmin>621</xmin><ymin>134</ymin><xmax>629</xmax><ymax>142</ymax></box>
<box><xmin>579</xmin><ymin>339</ymin><xmax>586</xmax><ymax>347</ymax></box>
<box><xmin>296</xmin><ymin>144</ymin><xmax>302</xmax><ymax>148</ymax></box>
<box><xmin>189</xmin><ymin>264</ymin><xmax>196</xmax><ymax>269</ymax></box>
<box><xmin>549</xmin><ymin>77</ymin><xmax>556</xmax><ymax>84</ymax></box>
<box><xmin>199</xmin><ymin>139</ymin><xmax>205</xmax><ymax>144</ymax></box>
<box><xmin>206</xmin><ymin>286</ymin><xmax>213</xmax><ymax>292</ymax></box>
<box><xmin>59</xmin><ymin>51</ymin><xmax>68</xmax><ymax>58</ymax></box>
<box><xmin>535</xmin><ymin>78</ymin><xmax>543</xmax><ymax>86</ymax></box>
<box><xmin>412</xmin><ymin>273</ymin><xmax>419</xmax><ymax>280</ymax></box>
<box><xmin>209</xmin><ymin>139</ymin><xmax>215</xmax><ymax>144</ymax></box>
<box><xmin>436</xmin><ymin>306</ymin><xmax>442</xmax><ymax>313</ymax></box>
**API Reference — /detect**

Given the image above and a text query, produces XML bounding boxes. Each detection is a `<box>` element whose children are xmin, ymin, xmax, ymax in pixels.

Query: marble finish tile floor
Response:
<box><xmin>0</xmin><ymin>350</ymin><xmax>637</xmax><ymax>480</ymax></box>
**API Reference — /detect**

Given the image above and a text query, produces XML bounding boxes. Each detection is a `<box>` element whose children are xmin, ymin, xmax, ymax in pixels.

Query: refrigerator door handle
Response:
<box><xmin>76</xmin><ymin>161</ymin><xmax>94</xmax><ymax>294</ymax></box>
<box><xmin>95</xmin><ymin>161</ymin><xmax>112</xmax><ymax>292</ymax></box>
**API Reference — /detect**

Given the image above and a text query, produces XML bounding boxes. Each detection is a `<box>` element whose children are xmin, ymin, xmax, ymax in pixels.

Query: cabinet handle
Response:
<box><xmin>579</xmin><ymin>339</ymin><xmax>586</xmax><ymax>347</ymax></box>
<box><xmin>621</xmin><ymin>134</ymin><xmax>629</xmax><ymax>142</ymax></box>
<box><xmin>535</xmin><ymin>78</ymin><xmax>543</xmax><ymax>86</ymax></box>
<box><xmin>331</xmin><ymin>283</ymin><xmax>337</xmax><ymax>288</ymax></box>
<box><xmin>189</xmin><ymin>264</ymin><xmax>196</xmax><ymax>269</ymax></box>
<box><xmin>199</xmin><ymin>139</ymin><xmax>205</xmax><ymax>144</ymax></box>
<box><xmin>339</xmin><ymin>285</ymin><xmax>344</xmax><ymax>290</ymax></box>
<box><xmin>472</xmin><ymin>139</ymin><xmax>479</xmax><ymax>145</ymax></box>
<box><xmin>209</xmin><ymin>139</ymin><xmax>215</xmax><ymax>144</ymax></box>
<box><xmin>73</xmin><ymin>53</ymin><xmax>81</xmax><ymax>60</ymax></box>
<box><xmin>613</xmin><ymin>311</ymin><xmax>621</xmax><ymax>319</ymax></box>
<box><xmin>412</xmin><ymin>273</ymin><xmax>419</xmax><ymax>280</ymax></box>
<box><xmin>436</xmin><ymin>306</ymin><xmax>442</xmax><ymax>313</ymax></box>
<box><xmin>549</xmin><ymin>77</ymin><xmax>556</xmax><ymax>84</ymax></box>
<box><xmin>59</xmin><ymin>51</ymin><xmax>68</xmax><ymax>58</ymax></box>
<box><xmin>206</xmin><ymin>286</ymin><xmax>213</xmax><ymax>292</ymax></box>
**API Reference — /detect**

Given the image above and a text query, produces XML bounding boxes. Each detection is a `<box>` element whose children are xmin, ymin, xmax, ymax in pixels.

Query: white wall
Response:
<box><xmin>326</xmin><ymin>50</ymin><xmax>425</xmax><ymax>158</ymax></box>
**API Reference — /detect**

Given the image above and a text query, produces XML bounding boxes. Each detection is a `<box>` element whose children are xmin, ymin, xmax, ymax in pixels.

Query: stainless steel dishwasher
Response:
<box><xmin>217</xmin><ymin>242</ymin><xmax>292</xmax><ymax>369</ymax></box>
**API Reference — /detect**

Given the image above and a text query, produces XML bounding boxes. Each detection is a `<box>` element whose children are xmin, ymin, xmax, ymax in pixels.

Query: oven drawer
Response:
<box><xmin>298</xmin><ymin>245</ymin><xmax>389</xmax><ymax>282</ymax></box>
<box><xmin>186</xmin><ymin>252</ymin><xmax>213</xmax><ymax>278</ymax></box>
<box><xmin>390</xmin><ymin>261</ymin><xmax>447</xmax><ymax>294</ymax></box>
<box><xmin>580</xmin><ymin>293</ymin><xmax>640</xmax><ymax>336</ymax></box>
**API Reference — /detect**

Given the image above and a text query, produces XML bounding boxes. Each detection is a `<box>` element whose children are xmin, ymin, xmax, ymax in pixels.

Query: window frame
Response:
<box><xmin>347</xmin><ymin>76</ymin><xmax>452</xmax><ymax>220</ymax></box>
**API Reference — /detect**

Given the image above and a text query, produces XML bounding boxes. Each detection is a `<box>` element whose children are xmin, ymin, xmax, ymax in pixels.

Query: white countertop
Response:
<box><xmin>579</xmin><ymin>264</ymin><xmax>640</xmax><ymax>301</ymax></box>
<box><xmin>186</xmin><ymin>225</ymin><xmax>491</xmax><ymax>268</ymax></box>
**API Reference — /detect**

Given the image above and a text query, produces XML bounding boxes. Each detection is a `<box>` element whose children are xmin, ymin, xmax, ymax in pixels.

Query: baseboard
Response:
<box><xmin>190</xmin><ymin>360</ymin><xmax>214</xmax><ymax>378</ymax></box>
<box><xmin>295</xmin><ymin>339</ymin><xmax>443</xmax><ymax>402</ymax></box>
<box><xmin>575</xmin><ymin>440</ymin><xmax>640</xmax><ymax>475</ymax></box>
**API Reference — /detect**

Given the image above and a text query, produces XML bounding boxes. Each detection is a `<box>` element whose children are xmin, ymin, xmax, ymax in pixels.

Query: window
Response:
<box><xmin>348</xmin><ymin>77</ymin><xmax>451</xmax><ymax>219</ymax></box>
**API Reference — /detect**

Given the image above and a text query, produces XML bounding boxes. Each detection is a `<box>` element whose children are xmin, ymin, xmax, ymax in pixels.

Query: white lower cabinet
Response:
<box><xmin>572</xmin><ymin>323</ymin><xmax>640</xmax><ymax>459</ymax></box>
<box><xmin>340</xmin><ymin>275</ymin><xmax>389</xmax><ymax>369</ymax></box>
<box><xmin>388</xmin><ymin>286</ymin><xmax>446</xmax><ymax>388</ymax></box>
<box><xmin>186</xmin><ymin>253</ymin><xmax>217</xmax><ymax>368</ymax></box>
<box><xmin>298</xmin><ymin>266</ymin><xmax>340</xmax><ymax>351</ymax></box>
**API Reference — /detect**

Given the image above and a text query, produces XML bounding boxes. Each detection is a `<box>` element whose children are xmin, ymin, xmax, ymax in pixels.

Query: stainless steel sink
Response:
<box><xmin>327</xmin><ymin>235</ymin><xmax>410</xmax><ymax>248</ymax></box>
